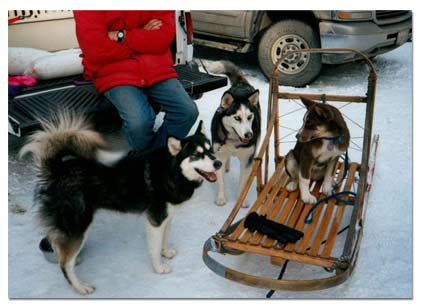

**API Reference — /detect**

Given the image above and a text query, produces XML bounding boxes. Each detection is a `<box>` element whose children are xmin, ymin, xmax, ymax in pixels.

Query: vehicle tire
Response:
<box><xmin>257</xmin><ymin>19</ymin><xmax>322</xmax><ymax>87</ymax></box>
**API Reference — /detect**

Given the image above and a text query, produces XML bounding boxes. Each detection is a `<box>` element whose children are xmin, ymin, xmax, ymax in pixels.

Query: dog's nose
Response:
<box><xmin>245</xmin><ymin>132</ymin><xmax>253</xmax><ymax>140</ymax></box>
<box><xmin>213</xmin><ymin>160</ymin><xmax>222</xmax><ymax>170</ymax></box>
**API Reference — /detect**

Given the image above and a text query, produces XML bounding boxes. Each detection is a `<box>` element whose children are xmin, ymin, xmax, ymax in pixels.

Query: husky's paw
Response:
<box><xmin>74</xmin><ymin>282</ymin><xmax>96</xmax><ymax>295</ymax></box>
<box><xmin>301</xmin><ymin>194</ymin><xmax>317</xmax><ymax>204</ymax></box>
<box><xmin>286</xmin><ymin>181</ymin><xmax>298</xmax><ymax>192</ymax></box>
<box><xmin>161</xmin><ymin>248</ymin><xmax>177</xmax><ymax>259</ymax></box>
<box><xmin>322</xmin><ymin>178</ymin><xmax>336</xmax><ymax>195</ymax></box>
<box><xmin>215</xmin><ymin>195</ymin><xmax>226</xmax><ymax>206</ymax></box>
<box><xmin>154</xmin><ymin>263</ymin><xmax>172</xmax><ymax>274</ymax></box>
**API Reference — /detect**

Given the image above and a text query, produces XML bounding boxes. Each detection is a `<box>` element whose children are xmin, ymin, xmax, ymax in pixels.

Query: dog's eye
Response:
<box><xmin>234</xmin><ymin>116</ymin><xmax>241</xmax><ymax>122</ymax></box>
<box><xmin>247</xmin><ymin>115</ymin><xmax>253</xmax><ymax>121</ymax></box>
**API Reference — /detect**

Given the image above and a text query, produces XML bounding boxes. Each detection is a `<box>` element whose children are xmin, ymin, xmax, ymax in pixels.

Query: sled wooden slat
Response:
<box><xmin>296</xmin><ymin>163</ymin><xmax>346</xmax><ymax>253</ymax></box>
<box><xmin>247</xmin><ymin>189</ymin><xmax>289</xmax><ymax>246</ymax></box>
<box><xmin>261</xmin><ymin>190</ymin><xmax>299</xmax><ymax>248</ymax></box>
<box><xmin>308</xmin><ymin>199</ymin><xmax>336</xmax><ymax>256</ymax></box>
<box><xmin>232</xmin><ymin>168</ymin><xmax>284</xmax><ymax>242</ymax></box>
<box><xmin>295</xmin><ymin>199</ymin><xmax>325</xmax><ymax>253</ymax></box>
<box><xmin>260</xmin><ymin>179</ymin><xmax>311</xmax><ymax>248</ymax></box>
<box><xmin>321</xmin><ymin>163</ymin><xmax>359</xmax><ymax>258</ymax></box>
<box><xmin>254</xmin><ymin>168</ymin><xmax>288</xmax><ymax>216</ymax></box>
<box><xmin>245</xmin><ymin>168</ymin><xmax>290</xmax><ymax>245</ymax></box>
<box><xmin>223</xmin><ymin>241</ymin><xmax>337</xmax><ymax>268</ymax></box>
<box><xmin>253</xmin><ymin>188</ymin><xmax>290</xmax><ymax>245</ymax></box>
<box><xmin>228</xmin><ymin>161</ymin><xmax>285</xmax><ymax>241</ymax></box>
<box><xmin>238</xmin><ymin>173</ymin><xmax>284</xmax><ymax>244</ymax></box>
<box><xmin>283</xmin><ymin>183</ymin><xmax>323</xmax><ymax>252</ymax></box>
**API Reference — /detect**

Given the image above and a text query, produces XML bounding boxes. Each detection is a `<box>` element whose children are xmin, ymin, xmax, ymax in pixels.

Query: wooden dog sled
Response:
<box><xmin>203</xmin><ymin>48</ymin><xmax>379</xmax><ymax>292</ymax></box>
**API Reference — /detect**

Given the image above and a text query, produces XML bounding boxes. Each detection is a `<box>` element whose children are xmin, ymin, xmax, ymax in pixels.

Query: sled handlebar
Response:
<box><xmin>271</xmin><ymin>48</ymin><xmax>377</xmax><ymax>79</ymax></box>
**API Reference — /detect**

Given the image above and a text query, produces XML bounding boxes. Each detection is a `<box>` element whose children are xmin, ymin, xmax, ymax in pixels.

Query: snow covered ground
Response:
<box><xmin>8</xmin><ymin>43</ymin><xmax>412</xmax><ymax>298</ymax></box>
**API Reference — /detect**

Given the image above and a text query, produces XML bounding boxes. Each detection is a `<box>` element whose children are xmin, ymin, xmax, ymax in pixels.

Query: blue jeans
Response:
<box><xmin>104</xmin><ymin>78</ymin><xmax>198</xmax><ymax>150</ymax></box>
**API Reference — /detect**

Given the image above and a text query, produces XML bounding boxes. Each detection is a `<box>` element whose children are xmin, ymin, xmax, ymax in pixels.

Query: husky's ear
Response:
<box><xmin>195</xmin><ymin>120</ymin><xmax>206</xmax><ymax>136</ymax></box>
<box><xmin>220</xmin><ymin>92</ymin><xmax>234</xmax><ymax>109</ymax></box>
<box><xmin>248</xmin><ymin>90</ymin><xmax>260</xmax><ymax>106</ymax></box>
<box><xmin>167</xmin><ymin>136</ymin><xmax>182</xmax><ymax>156</ymax></box>
<box><xmin>300</xmin><ymin>96</ymin><xmax>316</xmax><ymax>109</ymax></box>
<box><xmin>313</xmin><ymin>105</ymin><xmax>326</xmax><ymax>119</ymax></box>
<box><xmin>314</xmin><ymin>105</ymin><xmax>334</xmax><ymax>120</ymax></box>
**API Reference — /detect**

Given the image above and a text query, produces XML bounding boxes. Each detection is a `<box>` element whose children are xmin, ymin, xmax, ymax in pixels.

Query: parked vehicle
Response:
<box><xmin>191</xmin><ymin>10</ymin><xmax>412</xmax><ymax>86</ymax></box>
<box><xmin>8</xmin><ymin>10</ymin><xmax>227</xmax><ymax>138</ymax></box>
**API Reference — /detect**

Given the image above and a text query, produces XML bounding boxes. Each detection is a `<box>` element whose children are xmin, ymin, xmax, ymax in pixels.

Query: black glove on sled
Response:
<box><xmin>244</xmin><ymin>212</ymin><xmax>304</xmax><ymax>244</ymax></box>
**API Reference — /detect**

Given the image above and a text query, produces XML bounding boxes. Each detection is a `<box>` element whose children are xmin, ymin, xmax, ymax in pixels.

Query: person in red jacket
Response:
<box><xmin>73</xmin><ymin>11</ymin><xmax>198</xmax><ymax>150</ymax></box>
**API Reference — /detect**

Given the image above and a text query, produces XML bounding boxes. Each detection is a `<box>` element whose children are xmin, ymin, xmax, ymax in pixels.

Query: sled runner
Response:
<box><xmin>203</xmin><ymin>48</ymin><xmax>379</xmax><ymax>292</ymax></box>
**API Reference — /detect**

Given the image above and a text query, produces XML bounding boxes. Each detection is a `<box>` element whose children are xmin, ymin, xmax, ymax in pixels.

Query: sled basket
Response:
<box><xmin>203</xmin><ymin>48</ymin><xmax>380</xmax><ymax>292</ymax></box>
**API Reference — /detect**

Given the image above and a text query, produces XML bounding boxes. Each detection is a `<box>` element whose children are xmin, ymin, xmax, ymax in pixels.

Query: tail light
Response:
<box><xmin>185</xmin><ymin>12</ymin><xmax>193</xmax><ymax>44</ymax></box>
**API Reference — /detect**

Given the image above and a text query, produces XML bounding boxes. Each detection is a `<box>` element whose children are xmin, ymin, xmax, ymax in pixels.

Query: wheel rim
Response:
<box><xmin>271</xmin><ymin>34</ymin><xmax>310</xmax><ymax>75</ymax></box>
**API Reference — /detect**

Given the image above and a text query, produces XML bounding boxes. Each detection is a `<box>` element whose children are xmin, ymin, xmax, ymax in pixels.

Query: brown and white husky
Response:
<box><xmin>285</xmin><ymin>97</ymin><xmax>350</xmax><ymax>204</ymax></box>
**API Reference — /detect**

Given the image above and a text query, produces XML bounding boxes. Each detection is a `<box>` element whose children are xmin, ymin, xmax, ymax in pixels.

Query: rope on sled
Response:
<box><xmin>304</xmin><ymin>149</ymin><xmax>354</xmax><ymax>224</ymax></box>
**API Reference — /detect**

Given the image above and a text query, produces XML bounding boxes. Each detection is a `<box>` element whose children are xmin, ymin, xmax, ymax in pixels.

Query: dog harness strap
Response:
<box><xmin>304</xmin><ymin>190</ymin><xmax>357</xmax><ymax>224</ymax></box>
<box><xmin>318</xmin><ymin>135</ymin><xmax>345</xmax><ymax>145</ymax></box>
<box><xmin>316</xmin><ymin>135</ymin><xmax>344</xmax><ymax>151</ymax></box>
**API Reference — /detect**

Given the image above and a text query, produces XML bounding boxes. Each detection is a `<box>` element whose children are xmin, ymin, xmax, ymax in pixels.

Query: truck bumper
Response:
<box><xmin>319</xmin><ymin>18</ymin><xmax>412</xmax><ymax>64</ymax></box>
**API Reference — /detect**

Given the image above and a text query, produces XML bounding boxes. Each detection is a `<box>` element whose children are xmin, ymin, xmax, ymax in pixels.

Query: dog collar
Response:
<box><xmin>300</xmin><ymin>134</ymin><xmax>344</xmax><ymax>144</ymax></box>
<box><xmin>319</xmin><ymin>135</ymin><xmax>344</xmax><ymax>151</ymax></box>
<box><xmin>320</xmin><ymin>135</ymin><xmax>344</xmax><ymax>144</ymax></box>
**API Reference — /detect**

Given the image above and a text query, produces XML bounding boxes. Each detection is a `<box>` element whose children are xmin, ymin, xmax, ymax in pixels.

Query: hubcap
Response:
<box><xmin>271</xmin><ymin>34</ymin><xmax>310</xmax><ymax>75</ymax></box>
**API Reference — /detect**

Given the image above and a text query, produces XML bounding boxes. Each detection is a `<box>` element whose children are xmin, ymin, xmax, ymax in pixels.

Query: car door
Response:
<box><xmin>191</xmin><ymin>10</ymin><xmax>253</xmax><ymax>40</ymax></box>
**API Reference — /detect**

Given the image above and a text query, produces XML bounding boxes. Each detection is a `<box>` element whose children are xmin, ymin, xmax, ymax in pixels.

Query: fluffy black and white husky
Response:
<box><xmin>19</xmin><ymin>113</ymin><xmax>221</xmax><ymax>294</ymax></box>
<box><xmin>209</xmin><ymin>61</ymin><xmax>261</xmax><ymax>207</ymax></box>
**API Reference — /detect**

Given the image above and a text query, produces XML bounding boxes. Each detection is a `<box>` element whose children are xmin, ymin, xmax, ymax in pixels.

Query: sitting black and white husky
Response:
<box><xmin>19</xmin><ymin>113</ymin><xmax>221</xmax><ymax>295</ymax></box>
<box><xmin>209</xmin><ymin>61</ymin><xmax>261</xmax><ymax>207</ymax></box>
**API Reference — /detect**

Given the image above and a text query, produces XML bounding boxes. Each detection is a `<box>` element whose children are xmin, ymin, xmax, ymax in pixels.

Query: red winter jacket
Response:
<box><xmin>73</xmin><ymin>11</ymin><xmax>178</xmax><ymax>93</ymax></box>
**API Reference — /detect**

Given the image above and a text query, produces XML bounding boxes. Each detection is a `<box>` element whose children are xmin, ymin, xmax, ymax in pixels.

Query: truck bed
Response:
<box><xmin>9</xmin><ymin>64</ymin><xmax>227</xmax><ymax>137</ymax></box>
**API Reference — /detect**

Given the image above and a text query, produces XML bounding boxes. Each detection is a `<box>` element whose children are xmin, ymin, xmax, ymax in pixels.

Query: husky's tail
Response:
<box><xmin>19</xmin><ymin>112</ymin><xmax>107</xmax><ymax>174</ymax></box>
<box><xmin>202</xmin><ymin>60</ymin><xmax>249</xmax><ymax>86</ymax></box>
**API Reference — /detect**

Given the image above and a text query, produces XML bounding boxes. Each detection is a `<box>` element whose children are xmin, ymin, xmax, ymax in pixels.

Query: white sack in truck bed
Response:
<box><xmin>9</xmin><ymin>47</ymin><xmax>84</xmax><ymax>80</ymax></box>
<box><xmin>8</xmin><ymin>47</ymin><xmax>50</xmax><ymax>75</ymax></box>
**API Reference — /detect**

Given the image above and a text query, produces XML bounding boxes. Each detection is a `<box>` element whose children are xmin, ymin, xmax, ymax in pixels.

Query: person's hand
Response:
<box><xmin>143</xmin><ymin>19</ymin><xmax>162</xmax><ymax>30</ymax></box>
<box><xmin>108</xmin><ymin>31</ymin><xmax>118</xmax><ymax>41</ymax></box>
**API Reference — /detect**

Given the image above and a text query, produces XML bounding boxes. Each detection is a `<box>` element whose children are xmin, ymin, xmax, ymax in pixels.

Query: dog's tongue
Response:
<box><xmin>203</xmin><ymin>171</ymin><xmax>217</xmax><ymax>182</ymax></box>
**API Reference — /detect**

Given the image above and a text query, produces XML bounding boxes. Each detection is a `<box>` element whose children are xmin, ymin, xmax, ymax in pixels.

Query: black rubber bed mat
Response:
<box><xmin>9</xmin><ymin>64</ymin><xmax>227</xmax><ymax>136</ymax></box>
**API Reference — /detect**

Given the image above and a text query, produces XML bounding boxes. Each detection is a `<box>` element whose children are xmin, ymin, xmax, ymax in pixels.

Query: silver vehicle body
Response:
<box><xmin>191</xmin><ymin>10</ymin><xmax>412</xmax><ymax>64</ymax></box>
